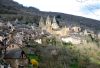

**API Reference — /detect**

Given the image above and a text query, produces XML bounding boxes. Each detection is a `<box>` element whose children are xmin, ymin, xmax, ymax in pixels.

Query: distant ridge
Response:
<box><xmin>0</xmin><ymin>0</ymin><xmax>100</xmax><ymax>32</ymax></box>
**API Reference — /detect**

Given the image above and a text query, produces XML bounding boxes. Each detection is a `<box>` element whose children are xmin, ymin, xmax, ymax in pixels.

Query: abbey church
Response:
<box><xmin>39</xmin><ymin>16</ymin><xmax>70</xmax><ymax>37</ymax></box>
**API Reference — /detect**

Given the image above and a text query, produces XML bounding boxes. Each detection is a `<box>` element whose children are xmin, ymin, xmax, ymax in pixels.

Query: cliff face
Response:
<box><xmin>0</xmin><ymin>0</ymin><xmax>100</xmax><ymax>32</ymax></box>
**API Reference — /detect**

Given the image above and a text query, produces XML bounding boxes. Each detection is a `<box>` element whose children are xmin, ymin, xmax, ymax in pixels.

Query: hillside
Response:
<box><xmin>0</xmin><ymin>0</ymin><xmax>100</xmax><ymax>32</ymax></box>
<box><xmin>0</xmin><ymin>0</ymin><xmax>100</xmax><ymax>68</ymax></box>
<box><xmin>0</xmin><ymin>0</ymin><xmax>40</xmax><ymax>14</ymax></box>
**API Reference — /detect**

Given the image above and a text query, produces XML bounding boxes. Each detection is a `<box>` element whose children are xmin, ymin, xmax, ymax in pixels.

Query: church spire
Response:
<box><xmin>52</xmin><ymin>16</ymin><xmax>59</xmax><ymax>29</ymax></box>
<box><xmin>39</xmin><ymin>16</ymin><xmax>44</xmax><ymax>28</ymax></box>
<box><xmin>53</xmin><ymin>16</ymin><xmax>57</xmax><ymax>23</ymax></box>
<box><xmin>46</xmin><ymin>15</ymin><xmax>51</xmax><ymax>26</ymax></box>
<box><xmin>15</xmin><ymin>18</ymin><xmax>18</xmax><ymax>23</ymax></box>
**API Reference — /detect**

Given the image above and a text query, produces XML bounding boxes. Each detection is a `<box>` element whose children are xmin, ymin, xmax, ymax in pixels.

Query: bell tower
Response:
<box><xmin>52</xmin><ymin>16</ymin><xmax>59</xmax><ymax>29</ymax></box>
<box><xmin>39</xmin><ymin>16</ymin><xmax>44</xmax><ymax>28</ymax></box>
<box><xmin>45</xmin><ymin>16</ymin><xmax>52</xmax><ymax>32</ymax></box>
<box><xmin>46</xmin><ymin>15</ymin><xmax>51</xmax><ymax>27</ymax></box>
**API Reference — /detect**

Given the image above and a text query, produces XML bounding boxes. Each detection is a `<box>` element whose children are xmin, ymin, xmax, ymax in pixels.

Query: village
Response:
<box><xmin>0</xmin><ymin>16</ymin><xmax>100</xmax><ymax>68</ymax></box>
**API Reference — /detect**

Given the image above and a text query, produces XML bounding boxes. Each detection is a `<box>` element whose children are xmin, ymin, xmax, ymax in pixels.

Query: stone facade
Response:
<box><xmin>61</xmin><ymin>36</ymin><xmax>81</xmax><ymax>44</ymax></box>
<box><xmin>72</xmin><ymin>26</ymin><xmax>81</xmax><ymax>32</ymax></box>
<box><xmin>7</xmin><ymin>44</ymin><xmax>20</xmax><ymax>51</ymax></box>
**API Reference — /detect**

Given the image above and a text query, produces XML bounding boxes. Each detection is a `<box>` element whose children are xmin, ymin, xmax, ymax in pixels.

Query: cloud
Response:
<box><xmin>81</xmin><ymin>3</ymin><xmax>100</xmax><ymax>14</ymax></box>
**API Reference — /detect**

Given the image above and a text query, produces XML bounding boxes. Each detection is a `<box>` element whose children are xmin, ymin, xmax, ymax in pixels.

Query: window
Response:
<box><xmin>12</xmin><ymin>45</ymin><xmax>14</xmax><ymax>48</ymax></box>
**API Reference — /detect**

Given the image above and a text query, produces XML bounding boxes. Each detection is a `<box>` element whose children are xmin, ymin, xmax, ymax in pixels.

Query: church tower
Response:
<box><xmin>39</xmin><ymin>16</ymin><xmax>44</xmax><ymax>28</ymax></box>
<box><xmin>46</xmin><ymin>16</ymin><xmax>51</xmax><ymax>27</ymax></box>
<box><xmin>15</xmin><ymin>18</ymin><xmax>18</xmax><ymax>23</ymax></box>
<box><xmin>45</xmin><ymin>16</ymin><xmax>52</xmax><ymax>32</ymax></box>
<box><xmin>52</xmin><ymin>16</ymin><xmax>59</xmax><ymax>29</ymax></box>
<box><xmin>53</xmin><ymin>16</ymin><xmax>57</xmax><ymax>23</ymax></box>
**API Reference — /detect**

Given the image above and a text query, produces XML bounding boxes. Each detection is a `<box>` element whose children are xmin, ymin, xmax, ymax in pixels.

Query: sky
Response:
<box><xmin>13</xmin><ymin>0</ymin><xmax>100</xmax><ymax>20</ymax></box>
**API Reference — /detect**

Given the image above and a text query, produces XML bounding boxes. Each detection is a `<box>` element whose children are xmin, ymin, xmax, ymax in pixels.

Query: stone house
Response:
<box><xmin>61</xmin><ymin>36</ymin><xmax>82</xmax><ymax>44</ymax></box>
<box><xmin>72</xmin><ymin>26</ymin><xmax>81</xmax><ymax>33</ymax></box>
<box><xmin>6</xmin><ymin>44</ymin><xmax>20</xmax><ymax>51</ymax></box>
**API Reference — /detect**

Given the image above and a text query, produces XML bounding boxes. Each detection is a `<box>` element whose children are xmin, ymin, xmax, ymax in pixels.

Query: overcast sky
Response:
<box><xmin>13</xmin><ymin>0</ymin><xmax>100</xmax><ymax>20</ymax></box>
